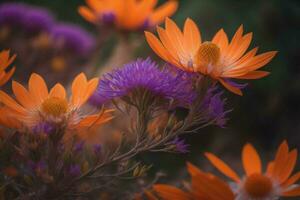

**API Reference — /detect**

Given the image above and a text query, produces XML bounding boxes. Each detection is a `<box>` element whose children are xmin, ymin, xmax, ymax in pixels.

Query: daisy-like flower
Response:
<box><xmin>78</xmin><ymin>0</ymin><xmax>178</xmax><ymax>31</ymax></box>
<box><xmin>0</xmin><ymin>73</ymin><xmax>113</xmax><ymax>132</ymax></box>
<box><xmin>0</xmin><ymin>50</ymin><xmax>16</xmax><ymax>87</ymax></box>
<box><xmin>90</xmin><ymin>58</ymin><xmax>196</xmax><ymax>107</ymax></box>
<box><xmin>205</xmin><ymin>141</ymin><xmax>300</xmax><ymax>200</ymax></box>
<box><xmin>151</xmin><ymin>162</ymin><xmax>235</xmax><ymax>200</ymax></box>
<box><xmin>145</xmin><ymin>18</ymin><xmax>277</xmax><ymax>95</ymax></box>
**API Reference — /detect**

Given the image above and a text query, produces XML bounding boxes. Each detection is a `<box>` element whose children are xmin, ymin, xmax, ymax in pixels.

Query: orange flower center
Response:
<box><xmin>244</xmin><ymin>173</ymin><xmax>273</xmax><ymax>198</ymax></box>
<box><xmin>41</xmin><ymin>97</ymin><xmax>68</xmax><ymax>117</ymax></box>
<box><xmin>195</xmin><ymin>42</ymin><xmax>221</xmax><ymax>67</ymax></box>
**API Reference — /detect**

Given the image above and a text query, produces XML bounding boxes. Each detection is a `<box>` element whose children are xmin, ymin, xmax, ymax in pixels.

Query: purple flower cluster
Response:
<box><xmin>0</xmin><ymin>3</ymin><xmax>54</xmax><ymax>33</ymax></box>
<box><xmin>90</xmin><ymin>58</ymin><xmax>196</xmax><ymax>106</ymax></box>
<box><xmin>50</xmin><ymin>24</ymin><xmax>95</xmax><ymax>56</ymax></box>
<box><xmin>0</xmin><ymin>3</ymin><xmax>95</xmax><ymax>56</ymax></box>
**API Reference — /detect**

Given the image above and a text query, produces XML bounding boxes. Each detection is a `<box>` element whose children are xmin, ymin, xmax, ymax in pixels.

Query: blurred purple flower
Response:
<box><xmin>74</xmin><ymin>141</ymin><xmax>85</xmax><ymax>153</ymax></box>
<box><xmin>93</xmin><ymin>144</ymin><xmax>102</xmax><ymax>154</ymax></box>
<box><xmin>0</xmin><ymin>3</ymin><xmax>27</xmax><ymax>27</ymax></box>
<box><xmin>90</xmin><ymin>58</ymin><xmax>196</xmax><ymax>106</ymax></box>
<box><xmin>32</xmin><ymin>122</ymin><xmax>54</xmax><ymax>135</ymax></box>
<box><xmin>22</xmin><ymin>7</ymin><xmax>54</xmax><ymax>33</ymax></box>
<box><xmin>68</xmin><ymin>164</ymin><xmax>81</xmax><ymax>176</ymax></box>
<box><xmin>169</xmin><ymin>137</ymin><xmax>189</xmax><ymax>153</ymax></box>
<box><xmin>50</xmin><ymin>23</ymin><xmax>95</xmax><ymax>56</ymax></box>
<box><xmin>28</xmin><ymin>160</ymin><xmax>47</xmax><ymax>173</ymax></box>
<box><xmin>101</xmin><ymin>12</ymin><xmax>116</xmax><ymax>25</ymax></box>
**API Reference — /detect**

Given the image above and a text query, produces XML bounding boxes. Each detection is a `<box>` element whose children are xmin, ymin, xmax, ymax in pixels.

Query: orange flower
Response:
<box><xmin>0</xmin><ymin>73</ymin><xmax>113</xmax><ymax>132</ymax></box>
<box><xmin>145</xmin><ymin>18</ymin><xmax>277</xmax><ymax>95</ymax></box>
<box><xmin>205</xmin><ymin>141</ymin><xmax>300</xmax><ymax>199</ymax></box>
<box><xmin>0</xmin><ymin>50</ymin><xmax>16</xmax><ymax>87</ymax></box>
<box><xmin>152</xmin><ymin>162</ymin><xmax>234</xmax><ymax>200</ymax></box>
<box><xmin>79</xmin><ymin>0</ymin><xmax>178</xmax><ymax>31</ymax></box>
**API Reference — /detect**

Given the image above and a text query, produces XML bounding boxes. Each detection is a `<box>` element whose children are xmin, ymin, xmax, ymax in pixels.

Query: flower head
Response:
<box><xmin>152</xmin><ymin>162</ymin><xmax>234</xmax><ymax>200</ymax></box>
<box><xmin>21</xmin><ymin>6</ymin><xmax>54</xmax><ymax>33</ymax></box>
<box><xmin>0</xmin><ymin>3</ymin><xmax>54</xmax><ymax>33</ymax></box>
<box><xmin>205</xmin><ymin>141</ymin><xmax>300</xmax><ymax>199</ymax></box>
<box><xmin>0</xmin><ymin>73</ymin><xmax>113</xmax><ymax>132</ymax></box>
<box><xmin>0</xmin><ymin>3</ymin><xmax>27</xmax><ymax>27</ymax></box>
<box><xmin>90</xmin><ymin>58</ymin><xmax>195</xmax><ymax>106</ymax></box>
<box><xmin>78</xmin><ymin>0</ymin><xmax>178</xmax><ymax>31</ymax></box>
<box><xmin>50</xmin><ymin>23</ymin><xmax>95</xmax><ymax>56</ymax></box>
<box><xmin>145</xmin><ymin>18</ymin><xmax>277</xmax><ymax>95</ymax></box>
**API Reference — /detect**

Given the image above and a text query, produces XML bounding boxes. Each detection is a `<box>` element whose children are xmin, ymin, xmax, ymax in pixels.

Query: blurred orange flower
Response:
<box><xmin>145</xmin><ymin>18</ymin><xmax>277</xmax><ymax>95</ymax></box>
<box><xmin>79</xmin><ymin>0</ymin><xmax>178</xmax><ymax>31</ymax></box>
<box><xmin>0</xmin><ymin>73</ymin><xmax>113</xmax><ymax>132</ymax></box>
<box><xmin>205</xmin><ymin>141</ymin><xmax>300</xmax><ymax>199</ymax></box>
<box><xmin>0</xmin><ymin>50</ymin><xmax>16</xmax><ymax>87</ymax></box>
<box><xmin>152</xmin><ymin>162</ymin><xmax>234</xmax><ymax>200</ymax></box>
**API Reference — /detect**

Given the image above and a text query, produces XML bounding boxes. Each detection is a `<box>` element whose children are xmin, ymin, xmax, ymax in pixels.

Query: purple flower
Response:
<box><xmin>21</xmin><ymin>7</ymin><xmax>54</xmax><ymax>33</ymax></box>
<box><xmin>201</xmin><ymin>88</ymin><xmax>230</xmax><ymax>127</ymax></box>
<box><xmin>28</xmin><ymin>160</ymin><xmax>47</xmax><ymax>173</ymax></box>
<box><xmin>169</xmin><ymin>137</ymin><xmax>189</xmax><ymax>153</ymax></box>
<box><xmin>50</xmin><ymin>23</ymin><xmax>95</xmax><ymax>56</ymax></box>
<box><xmin>0</xmin><ymin>3</ymin><xmax>27</xmax><ymax>27</ymax></box>
<box><xmin>68</xmin><ymin>165</ymin><xmax>81</xmax><ymax>176</ymax></box>
<box><xmin>32</xmin><ymin>122</ymin><xmax>54</xmax><ymax>135</ymax></box>
<box><xmin>74</xmin><ymin>141</ymin><xmax>85</xmax><ymax>153</ymax></box>
<box><xmin>93</xmin><ymin>144</ymin><xmax>102</xmax><ymax>154</ymax></box>
<box><xmin>101</xmin><ymin>12</ymin><xmax>116</xmax><ymax>25</ymax></box>
<box><xmin>90</xmin><ymin>58</ymin><xmax>196</xmax><ymax>106</ymax></box>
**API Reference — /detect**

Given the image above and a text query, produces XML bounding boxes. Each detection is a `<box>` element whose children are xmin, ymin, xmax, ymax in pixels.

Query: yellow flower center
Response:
<box><xmin>244</xmin><ymin>173</ymin><xmax>273</xmax><ymax>198</ymax></box>
<box><xmin>195</xmin><ymin>42</ymin><xmax>221</xmax><ymax>67</ymax></box>
<box><xmin>41</xmin><ymin>97</ymin><xmax>68</xmax><ymax>117</ymax></box>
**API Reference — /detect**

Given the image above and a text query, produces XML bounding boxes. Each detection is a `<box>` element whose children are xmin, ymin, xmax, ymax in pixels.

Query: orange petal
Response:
<box><xmin>277</xmin><ymin>149</ymin><xmax>298</xmax><ymax>184</ymax></box>
<box><xmin>282</xmin><ymin>171</ymin><xmax>300</xmax><ymax>188</ymax></box>
<box><xmin>282</xmin><ymin>186</ymin><xmax>300</xmax><ymax>197</ymax></box>
<box><xmin>183</xmin><ymin>18</ymin><xmax>201</xmax><ymax>55</ymax></box>
<box><xmin>224</xmin><ymin>25</ymin><xmax>244</xmax><ymax>59</ymax></box>
<box><xmin>78</xmin><ymin>6</ymin><xmax>97</xmax><ymax>23</ymax></box>
<box><xmin>242</xmin><ymin>143</ymin><xmax>262</xmax><ymax>176</ymax></box>
<box><xmin>205</xmin><ymin>152</ymin><xmax>240</xmax><ymax>182</ymax></box>
<box><xmin>81</xmin><ymin>77</ymin><xmax>99</xmax><ymax>106</ymax></box>
<box><xmin>145</xmin><ymin>31</ymin><xmax>179</xmax><ymax>66</ymax></box>
<box><xmin>71</xmin><ymin>73</ymin><xmax>88</xmax><ymax>107</ymax></box>
<box><xmin>272</xmin><ymin>141</ymin><xmax>289</xmax><ymax>179</ymax></box>
<box><xmin>153</xmin><ymin>184</ymin><xmax>191</xmax><ymax>200</ymax></box>
<box><xmin>226</xmin><ymin>32</ymin><xmax>253</xmax><ymax>65</ymax></box>
<box><xmin>0</xmin><ymin>66</ymin><xmax>15</xmax><ymax>87</ymax></box>
<box><xmin>157</xmin><ymin>27</ymin><xmax>180</xmax><ymax>61</ymax></box>
<box><xmin>165</xmin><ymin>18</ymin><xmax>186</xmax><ymax>60</ymax></box>
<box><xmin>28</xmin><ymin>73</ymin><xmax>48</xmax><ymax>104</ymax></box>
<box><xmin>12</xmin><ymin>81</ymin><xmax>34</xmax><ymax>109</ymax></box>
<box><xmin>243</xmin><ymin>51</ymin><xmax>277</xmax><ymax>71</ymax></box>
<box><xmin>212</xmin><ymin>29</ymin><xmax>229</xmax><ymax>54</ymax></box>
<box><xmin>218</xmin><ymin>78</ymin><xmax>243</xmax><ymax>96</ymax></box>
<box><xmin>76</xmin><ymin>109</ymin><xmax>114</xmax><ymax>128</ymax></box>
<box><xmin>49</xmin><ymin>83</ymin><xmax>66</xmax><ymax>99</ymax></box>
<box><xmin>0</xmin><ymin>91</ymin><xmax>26</xmax><ymax>114</ymax></box>
<box><xmin>149</xmin><ymin>1</ymin><xmax>178</xmax><ymax>25</ymax></box>
<box><xmin>233</xmin><ymin>70</ymin><xmax>270</xmax><ymax>79</ymax></box>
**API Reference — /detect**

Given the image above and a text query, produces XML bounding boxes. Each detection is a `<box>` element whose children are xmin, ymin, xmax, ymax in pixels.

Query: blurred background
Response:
<box><xmin>1</xmin><ymin>0</ymin><xmax>300</xmax><ymax>194</ymax></box>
